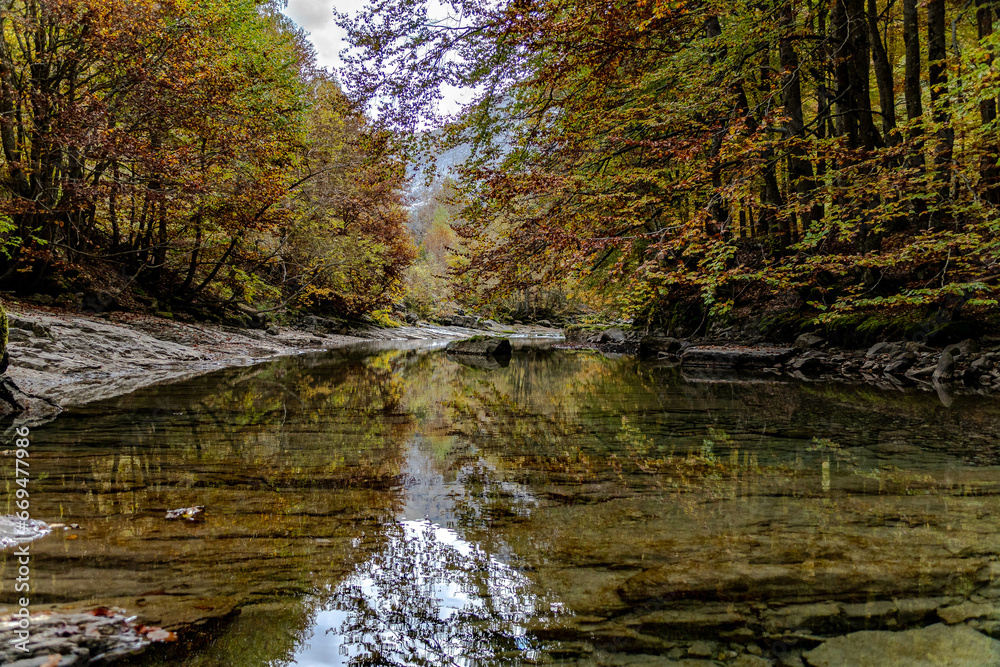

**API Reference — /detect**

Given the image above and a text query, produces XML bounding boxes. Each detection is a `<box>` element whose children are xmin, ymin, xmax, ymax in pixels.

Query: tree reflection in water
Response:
<box><xmin>295</xmin><ymin>519</ymin><xmax>554</xmax><ymax>666</ymax></box>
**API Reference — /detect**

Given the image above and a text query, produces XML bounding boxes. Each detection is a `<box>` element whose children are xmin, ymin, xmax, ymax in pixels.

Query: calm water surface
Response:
<box><xmin>3</xmin><ymin>340</ymin><xmax>1000</xmax><ymax>665</ymax></box>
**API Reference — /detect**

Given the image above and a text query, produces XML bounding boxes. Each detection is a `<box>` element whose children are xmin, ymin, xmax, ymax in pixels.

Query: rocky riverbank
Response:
<box><xmin>0</xmin><ymin>306</ymin><xmax>542</xmax><ymax>421</ymax></box>
<box><xmin>564</xmin><ymin>325</ymin><xmax>1000</xmax><ymax>401</ymax></box>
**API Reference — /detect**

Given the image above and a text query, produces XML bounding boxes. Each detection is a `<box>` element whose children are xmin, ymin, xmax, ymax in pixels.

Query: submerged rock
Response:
<box><xmin>0</xmin><ymin>608</ymin><xmax>175</xmax><ymax>666</ymax></box>
<box><xmin>0</xmin><ymin>515</ymin><xmax>52</xmax><ymax>549</ymax></box>
<box><xmin>165</xmin><ymin>506</ymin><xmax>205</xmax><ymax>522</ymax></box>
<box><xmin>445</xmin><ymin>337</ymin><xmax>512</xmax><ymax>358</ymax></box>
<box><xmin>802</xmin><ymin>623</ymin><xmax>1000</xmax><ymax>667</ymax></box>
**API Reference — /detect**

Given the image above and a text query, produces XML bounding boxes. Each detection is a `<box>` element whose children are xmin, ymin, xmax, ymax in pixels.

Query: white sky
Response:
<box><xmin>282</xmin><ymin>0</ymin><xmax>352</xmax><ymax>73</ymax></box>
<box><xmin>282</xmin><ymin>0</ymin><xmax>466</xmax><ymax>117</ymax></box>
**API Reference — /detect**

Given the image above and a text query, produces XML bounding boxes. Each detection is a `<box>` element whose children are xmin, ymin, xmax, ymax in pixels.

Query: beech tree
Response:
<box><xmin>338</xmin><ymin>0</ymin><xmax>1000</xmax><ymax>330</ymax></box>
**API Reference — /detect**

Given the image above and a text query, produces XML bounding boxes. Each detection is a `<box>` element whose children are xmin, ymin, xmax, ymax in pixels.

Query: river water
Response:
<box><xmin>3</xmin><ymin>339</ymin><xmax>1000</xmax><ymax>665</ymax></box>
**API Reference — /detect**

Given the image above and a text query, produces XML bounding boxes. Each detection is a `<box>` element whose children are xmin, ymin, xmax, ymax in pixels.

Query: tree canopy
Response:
<box><xmin>339</xmin><ymin>0</ymin><xmax>1000</xmax><ymax>333</ymax></box>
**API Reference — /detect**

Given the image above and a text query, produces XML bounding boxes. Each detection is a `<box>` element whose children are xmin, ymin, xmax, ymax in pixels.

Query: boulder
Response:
<box><xmin>885</xmin><ymin>358</ymin><xmax>915</xmax><ymax>375</ymax></box>
<box><xmin>445</xmin><ymin>337</ymin><xmax>512</xmax><ymax>358</ymax></box>
<box><xmin>591</xmin><ymin>328</ymin><xmax>627</xmax><ymax>344</ymax></box>
<box><xmin>802</xmin><ymin>623</ymin><xmax>1000</xmax><ymax>667</ymax></box>
<box><xmin>866</xmin><ymin>342</ymin><xmax>898</xmax><ymax>358</ymax></box>
<box><xmin>680</xmin><ymin>346</ymin><xmax>795</xmax><ymax>369</ymax></box>
<box><xmin>789</xmin><ymin>351</ymin><xmax>828</xmax><ymax>373</ymax></box>
<box><xmin>794</xmin><ymin>333</ymin><xmax>825</xmax><ymax>350</ymax></box>
<box><xmin>932</xmin><ymin>349</ymin><xmax>956</xmax><ymax>382</ymax></box>
<box><xmin>639</xmin><ymin>336</ymin><xmax>682</xmax><ymax>359</ymax></box>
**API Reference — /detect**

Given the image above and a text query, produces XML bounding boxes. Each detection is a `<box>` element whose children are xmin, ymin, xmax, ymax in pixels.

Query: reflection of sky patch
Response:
<box><xmin>291</xmin><ymin>519</ymin><xmax>548</xmax><ymax>666</ymax></box>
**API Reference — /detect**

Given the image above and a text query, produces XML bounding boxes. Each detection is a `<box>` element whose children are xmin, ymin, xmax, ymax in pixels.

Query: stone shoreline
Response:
<box><xmin>0</xmin><ymin>306</ymin><xmax>541</xmax><ymax>421</ymax></box>
<box><xmin>564</xmin><ymin>325</ymin><xmax>1000</xmax><ymax>402</ymax></box>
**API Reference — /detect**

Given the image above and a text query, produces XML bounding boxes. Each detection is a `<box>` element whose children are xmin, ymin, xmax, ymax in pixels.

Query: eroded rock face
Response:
<box><xmin>802</xmin><ymin>623</ymin><xmax>1000</xmax><ymax>667</ymax></box>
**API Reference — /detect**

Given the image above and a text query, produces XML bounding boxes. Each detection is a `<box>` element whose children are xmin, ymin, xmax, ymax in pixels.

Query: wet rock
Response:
<box><xmin>627</xmin><ymin>606</ymin><xmax>748</xmax><ymax>638</ymax></box>
<box><xmin>946</xmin><ymin>339</ymin><xmax>979</xmax><ymax>358</ymax></box>
<box><xmin>802</xmin><ymin>623</ymin><xmax>1000</xmax><ymax>667</ymax></box>
<box><xmin>905</xmin><ymin>341</ymin><xmax>935</xmax><ymax>354</ymax></box>
<box><xmin>680</xmin><ymin>346</ymin><xmax>795</xmax><ymax>369</ymax></box>
<box><xmin>932</xmin><ymin>349</ymin><xmax>956</xmax><ymax>382</ymax></box>
<box><xmin>265</xmin><ymin>325</ymin><xmax>280</xmax><ymax>336</ymax></box>
<box><xmin>964</xmin><ymin>356</ymin><xmax>992</xmax><ymax>384</ymax></box>
<box><xmin>937</xmin><ymin>601</ymin><xmax>1000</xmax><ymax>624</ymax></box>
<box><xmin>0</xmin><ymin>377</ymin><xmax>61</xmax><ymax>418</ymax></box>
<box><xmin>866</xmin><ymin>342</ymin><xmax>894</xmax><ymax>358</ymax></box>
<box><xmin>445</xmin><ymin>337</ymin><xmax>512</xmax><ymax>358</ymax></box>
<box><xmin>794</xmin><ymin>333</ymin><xmax>825</xmax><ymax>350</ymax></box>
<box><xmin>906</xmin><ymin>364</ymin><xmax>937</xmax><ymax>380</ymax></box>
<box><xmin>404</xmin><ymin>313</ymin><xmax>419</xmax><ymax>325</ymax></box>
<box><xmin>765</xmin><ymin>602</ymin><xmax>842</xmax><ymax>633</ymax></box>
<box><xmin>841</xmin><ymin>600</ymin><xmax>897</xmax><ymax>625</ymax></box>
<box><xmin>0</xmin><ymin>608</ymin><xmax>174</xmax><ymax>666</ymax></box>
<box><xmin>733</xmin><ymin>655</ymin><xmax>772</xmax><ymax>667</ymax></box>
<box><xmin>721</xmin><ymin>627</ymin><xmax>756</xmax><ymax>643</ymax></box>
<box><xmin>884</xmin><ymin>358</ymin><xmax>914</xmax><ymax>375</ymax></box>
<box><xmin>0</xmin><ymin>515</ymin><xmax>52</xmax><ymax>549</ymax></box>
<box><xmin>639</xmin><ymin>336</ymin><xmax>681</xmax><ymax>359</ymax></box>
<box><xmin>536</xmin><ymin>319</ymin><xmax>552</xmax><ymax>328</ymax></box>
<box><xmin>686</xmin><ymin>640</ymin><xmax>716</xmax><ymax>657</ymax></box>
<box><xmin>592</xmin><ymin>328</ymin><xmax>627</xmax><ymax>344</ymax></box>
<box><xmin>449</xmin><ymin>315</ymin><xmax>482</xmax><ymax>328</ymax></box>
<box><xmin>789</xmin><ymin>351</ymin><xmax>828</xmax><ymax>374</ymax></box>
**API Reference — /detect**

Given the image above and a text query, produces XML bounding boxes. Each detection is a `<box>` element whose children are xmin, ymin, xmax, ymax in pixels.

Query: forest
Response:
<box><xmin>341</xmin><ymin>0</ymin><xmax>1000</xmax><ymax>338</ymax></box>
<box><xmin>4</xmin><ymin>0</ymin><xmax>1000</xmax><ymax>338</ymax></box>
<box><xmin>0</xmin><ymin>0</ymin><xmax>413</xmax><ymax>324</ymax></box>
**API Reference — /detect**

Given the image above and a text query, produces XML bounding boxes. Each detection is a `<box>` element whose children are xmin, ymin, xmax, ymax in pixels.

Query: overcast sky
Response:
<box><xmin>282</xmin><ymin>0</ymin><xmax>352</xmax><ymax>73</ymax></box>
<box><xmin>282</xmin><ymin>0</ymin><xmax>466</xmax><ymax>117</ymax></box>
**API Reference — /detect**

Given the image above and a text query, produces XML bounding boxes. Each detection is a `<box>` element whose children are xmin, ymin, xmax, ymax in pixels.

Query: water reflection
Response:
<box><xmin>297</xmin><ymin>519</ymin><xmax>548</xmax><ymax>667</ymax></box>
<box><xmin>5</xmin><ymin>341</ymin><xmax>1000</xmax><ymax>666</ymax></box>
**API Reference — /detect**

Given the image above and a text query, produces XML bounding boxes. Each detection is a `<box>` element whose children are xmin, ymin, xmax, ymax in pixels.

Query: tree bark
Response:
<box><xmin>977</xmin><ymin>0</ymin><xmax>1000</xmax><ymax>205</ymax></box>
<box><xmin>928</xmin><ymin>0</ymin><xmax>953</xmax><ymax>213</ymax></box>
<box><xmin>868</xmin><ymin>0</ymin><xmax>898</xmax><ymax>143</ymax></box>
<box><xmin>832</xmin><ymin>0</ymin><xmax>882</xmax><ymax>150</ymax></box>
<box><xmin>780</xmin><ymin>3</ymin><xmax>821</xmax><ymax>234</ymax></box>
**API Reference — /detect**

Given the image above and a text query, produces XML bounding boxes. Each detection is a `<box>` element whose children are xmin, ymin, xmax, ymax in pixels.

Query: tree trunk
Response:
<box><xmin>832</xmin><ymin>0</ymin><xmax>882</xmax><ymax>150</ymax></box>
<box><xmin>927</xmin><ymin>0</ymin><xmax>953</xmax><ymax>214</ymax></box>
<box><xmin>780</xmin><ymin>3</ymin><xmax>821</xmax><ymax>235</ymax></box>
<box><xmin>868</xmin><ymin>0</ymin><xmax>898</xmax><ymax>143</ymax></box>
<box><xmin>977</xmin><ymin>0</ymin><xmax>1000</xmax><ymax>205</ymax></box>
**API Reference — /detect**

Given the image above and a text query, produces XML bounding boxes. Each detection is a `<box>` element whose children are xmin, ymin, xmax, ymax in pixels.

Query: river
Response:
<box><xmin>4</xmin><ymin>339</ymin><xmax>1000</xmax><ymax>665</ymax></box>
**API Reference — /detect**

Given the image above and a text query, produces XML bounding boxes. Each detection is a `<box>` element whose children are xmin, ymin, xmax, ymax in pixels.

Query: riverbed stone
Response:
<box><xmin>685</xmin><ymin>640</ymin><xmax>716</xmax><ymax>657</ymax></box>
<box><xmin>794</xmin><ymin>333</ymin><xmax>825</xmax><ymax>350</ymax></box>
<box><xmin>765</xmin><ymin>602</ymin><xmax>842</xmax><ymax>633</ymax></box>
<box><xmin>802</xmin><ymin>623</ymin><xmax>1000</xmax><ymax>667</ymax></box>
<box><xmin>866</xmin><ymin>342</ymin><xmax>894</xmax><ymax>358</ymax></box>
<box><xmin>937</xmin><ymin>601</ymin><xmax>1000</xmax><ymax>624</ymax></box>
<box><xmin>732</xmin><ymin>655</ymin><xmax>772</xmax><ymax>667</ymax></box>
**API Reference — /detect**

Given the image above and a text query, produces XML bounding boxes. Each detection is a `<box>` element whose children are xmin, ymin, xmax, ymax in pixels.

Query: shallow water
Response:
<box><xmin>3</xmin><ymin>340</ymin><xmax>1000</xmax><ymax>665</ymax></box>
